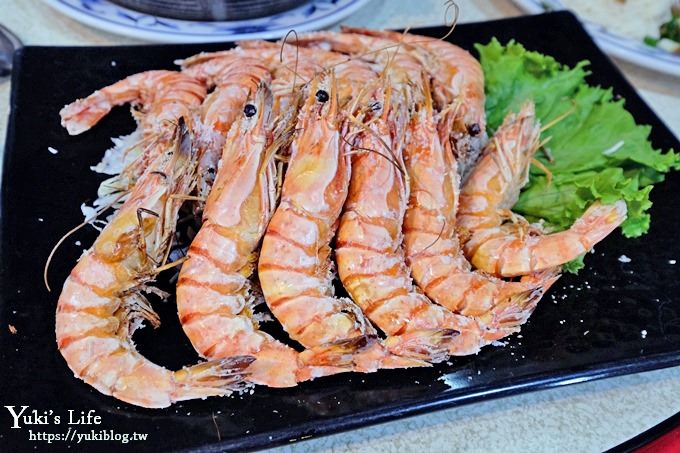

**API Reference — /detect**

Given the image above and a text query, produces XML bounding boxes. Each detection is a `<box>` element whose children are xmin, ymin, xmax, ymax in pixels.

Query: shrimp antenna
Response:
<box><xmin>278</xmin><ymin>30</ymin><xmax>313</xmax><ymax>94</ymax></box>
<box><xmin>150</xmin><ymin>256</ymin><xmax>188</xmax><ymax>276</ymax></box>
<box><xmin>341</xmin><ymin>100</ymin><xmax>407</xmax><ymax>179</ymax></box>
<box><xmin>540</xmin><ymin>100</ymin><xmax>576</xmax><ymax>132</ymax></box>
<box><xmin>43</xmin><ymin>193</ymin><xmax>127</xmax><ymax>292</ymax></box>
<box><xmin>335</xmin><ymin>0</ymin><xmax>457</xmax><ymax>59</ymax></box>
<box><xmin>438</xmin><ymin>0</ymin><xmax>459</xmax><ymax>42</ymax></box>
<box><xmin>342</xmin><ymin>134</ymin><xmax>405</xmax><ymax>177</ymax></box>
<box><xmin>280</xmin><ymin>29</ymin><xmax>302</xmax><ymax>92</ymax></box>
<box><xmin>417</xmin><ymin>214</ymin><xmax>447</xmax><ymax>254</ymax></box>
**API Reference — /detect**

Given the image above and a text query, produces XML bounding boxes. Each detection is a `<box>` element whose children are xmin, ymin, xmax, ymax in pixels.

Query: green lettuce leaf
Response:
<box><xmin>475</xmin><ymin>39</ymin><xmax>680</xmax><ymax>243</ymax></box>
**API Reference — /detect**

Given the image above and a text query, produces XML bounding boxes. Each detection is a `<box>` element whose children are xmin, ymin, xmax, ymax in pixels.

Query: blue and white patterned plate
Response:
<box><xmin>45</xmin><ymin>0</ymin><xmax>372</xmax><ymax>43</ymax></box>
<box><xmin>513</xmin><ymin>0</ymin><xmax>680</xmax><ymax>77</ymax></box>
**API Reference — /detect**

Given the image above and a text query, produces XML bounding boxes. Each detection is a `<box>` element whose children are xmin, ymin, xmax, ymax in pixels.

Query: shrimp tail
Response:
<box><xmin>571</xmin><ymin>200</ymin><xmax>627</xmax><ymax>245</ymax></box>
<box><xmin>384</xmin><ymin>329</ymin><xmax>460</xmax><ymax>364</ymax></box>
<box><xmin>119</xmin><ymin>356</ymin><xmax>256</xmax><ymax>408</ymax></box>
<box><xmin>60</xmin><ymin>91</ymin><xmax>115</xmax><ymax>135</ymax></box>
<box><xmin>245</xmin><ymin>343</ymin><xmax>350</xmax><ymax>387</ymax></box>
<box><xmin>300</xmin><ymin>335</ymin><xmax>432</xmax><ymax>371</ymax></box>
<box><xmin>173</xmin><ymin>356</ymin><xmax>255</xmax><ymax>391</ymax></box>
<box><xmin>300</xmin><ymin>335</ymin><xmax>374</xmax><ymax>367</ymax></box>
<box><xmin>485</xmin><ymin>269</ymin><xmax>561</xmax><ymax>336</ymax></box>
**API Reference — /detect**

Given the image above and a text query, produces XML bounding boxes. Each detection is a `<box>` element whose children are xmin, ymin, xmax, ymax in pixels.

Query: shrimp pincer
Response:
<box><xmin>458</xmin><ymin>102</ymin><xmax>627</xmax><ymax>277</ymax></box>
<box><xmin>55</xmin><ymin>119</ymin><xmax>253</xmax><ymax>408</ymax></box>
<box><xmin>258</xmin><ymin>72</ymin><xmax>427</xmax><ymax>371</ymax></box>
<box><xmin>402</xmin><ymin>84</ymin><xmax>558</xmax><ymax>343</ymax></box>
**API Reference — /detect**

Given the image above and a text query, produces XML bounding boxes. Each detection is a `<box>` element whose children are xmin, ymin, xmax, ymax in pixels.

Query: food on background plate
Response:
<box><xmin>51</xmin><ymin>27</ymin><xmax>679</xmax><ymax>408</ymax></box>
<box><xmin>644</xmin><ymin>4</ymin><xmax>680</xmax><ymax>54</ymax></box>
<box><xmin>558</xmin><ymin>0</ymin><xmax>675</xmax><ymax>43</ymax></box>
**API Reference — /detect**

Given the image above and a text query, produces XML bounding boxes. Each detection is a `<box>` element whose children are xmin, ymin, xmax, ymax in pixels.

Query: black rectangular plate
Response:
<box><xmin>1</xmin><ymin>11</ymin><xmax>679</xmax><ymax>453</ymax></box>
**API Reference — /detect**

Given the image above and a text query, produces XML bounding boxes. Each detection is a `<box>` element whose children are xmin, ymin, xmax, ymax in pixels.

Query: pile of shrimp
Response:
<box><xmin>52</xmin><ymin>27</ymin><xmax>627</xmax><ymax>408</ymax></box>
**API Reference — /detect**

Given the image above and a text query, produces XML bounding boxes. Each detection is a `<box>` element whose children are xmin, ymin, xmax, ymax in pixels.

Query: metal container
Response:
<box><xmin>110</xmin><ymin>0</ymin><xmax>309</xmax><ymax>21</ymax></box>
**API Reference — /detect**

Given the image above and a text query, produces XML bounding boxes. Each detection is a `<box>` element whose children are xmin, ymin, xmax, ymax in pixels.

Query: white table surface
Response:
<box><xmin>0</xmin><ymin>1</ymin><xmax>678</xmax><ymax>452</ymax></box>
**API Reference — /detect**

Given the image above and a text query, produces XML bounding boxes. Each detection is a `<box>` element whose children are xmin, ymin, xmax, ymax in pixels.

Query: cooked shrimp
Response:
<box><xmin>402</xmin><ymin>82</ymin><xmax>558</xmax><ymax>340</ymax></box>
<box><xmin>183</xmin><ymin>57</ymin><xmax>272</xmax><ymax>202</ymax></box>
<box><xmin>289</xmin><ymin>30</ymin><xmax>427</xmax><ymax>92</ymax></box>
<box><xmin>258</xmin><ymin>72</ymin><xmax>428</xmax><ymax>371</ymax></box>
<box><xmin>59</xmin><ymin>70</ymin><xmax>206</xmax><ymax>209</ymax></box>
<box><xmin>183</xmin><ymin>41</ymin><xmax>376</xmax><ymax>114</ymax></box>
<box><xmin>60</xmin><ymin>70</ymin><xmax>205</xmax><ymax>137</ymax></box>
<box><xmin>55</xmin><ymin>120</ymin><xmax>253</xmax><ymax>408</ymax></box>
<box><xmin>458</xmin><ymin>102</ymin><xmax>627</xmax><ymax>277</ymax></box>
<box><xmin>176</xmin><ymin>84</ymin><xmax>346</xmax><ymax>387</ymax></box>
<box><xmin>335</xmin><ymin>87</ymin><xmax>476</xmax><ymax>360</ymax></box>
<box><xmin>342</xmin><ymin>27</ymin><xmax>485</xmax><ymax>125</ymax></box>
<box><xmin>342</xmin><ymin>27</ymin><xmax>487</xmax><ymax>177</ymax></box>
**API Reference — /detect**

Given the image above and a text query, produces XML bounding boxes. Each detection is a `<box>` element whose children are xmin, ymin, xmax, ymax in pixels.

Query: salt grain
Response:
<box><xmin>584</xmin><ymin>330</ymin><xmax>590</xmax><ymax>335</ymax></box>
<box><xmin>47</xmin><ymin>146</ymin><xmax>59</xmax><ymax>155</ymax></box>
<box><xmin>618</xmin><ymin>255</ymin><xmax>632</xmax><ymax>263</ymax></box>
<box><xmin>641</xmin><ymin>330</ymin><xmax>647</xmax><ymax>339</ymax></box>
<box><xmin>669</xmin><ymin>259</ymin><xmax>677</xmax><ymax>265</ymax></box>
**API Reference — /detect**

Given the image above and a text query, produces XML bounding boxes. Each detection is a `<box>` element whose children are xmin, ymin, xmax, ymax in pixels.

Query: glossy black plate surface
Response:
<box><xmin>1</xmin><ymin>11</ymin><xmax>679</xmax><ymax>452</ymax></box>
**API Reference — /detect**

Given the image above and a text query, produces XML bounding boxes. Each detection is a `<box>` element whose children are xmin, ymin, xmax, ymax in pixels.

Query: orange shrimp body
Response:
<box><xmin>343</xmin><ymin>27</ymin><xmax>487</xmax><ymax>177</ymax></box>
<box><xmin>55</xmin><ymin>121</ymin><xmax>253</xmax><ymax>408</ymax></box>
<box><xmin>343</xmin><ymin>27</ymin><xmax>485</xmax><ymax>128</ymax></box>
<box><xmin>258</xmin><ymin>73</ymin><xmax>427</xmax><ymax>371</ymax></box>
<box><xmin>402</xmin><ymin>90</ymin><xmax>558</xmax><ymax>342</ymax></box>
<box><xmin>59</xmin><ymin>71</ymin><xmax>207</xmax><ymax>207</ymax></box>
<box><xmin>181</xmin><ymin>56</ymin><xmax>272</xmax><ymax>201</ymax></box>
<box><xmin>176</xmin><ymin>85</ymin><xmax>345</xmax><ymax>387</ymax></box>
<box><xmin>291</xmin><ymin>30</ymin><xmax>426</xmax><ymax>90</ymax></box>
<box><xmin>190</xmin><ymin>41</ymin><xmax>378</xmax><ymax>114</ymax></box>
<box><xmin>458</xmin><ymin>102</ymin><xmax>627</xmax><ymax>277</ymax></box>
<box><xmin>60</xmin><ymin>70</ymin><xmax>206</xmax><ymax>138</ymax></box>
<box><xmin>335</xmin><ymin>90</ymin><xmax>464</xmax><ymax>362</ymax></box>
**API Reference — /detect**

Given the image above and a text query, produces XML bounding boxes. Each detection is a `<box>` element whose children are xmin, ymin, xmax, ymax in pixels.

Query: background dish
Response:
<box><xmin>1</xmin><ymin>11</ymin><xmax>679</xmax><ymax>452</ymax></box>
<box><xmin>513</xmin><ymin>0</ymin><xmax>680</xmax><ymax>77</ymax></box>
<box><xmin>44</xmin><ymin>0</ymin><xmax>372</xmax><ymax>42</ymax></box>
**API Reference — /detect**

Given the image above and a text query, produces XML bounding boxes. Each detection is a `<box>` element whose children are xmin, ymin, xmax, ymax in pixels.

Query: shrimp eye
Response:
<box><xmin>370</xmin><ymin>101</ymin><xmax>382</xmax><ymax>112</ymax></box>
<box><xmin>467</xmin><ymin>123</ymin><xmax>481</xmax><ymax>136</ymax></box>
<box><xmin>315</xmin><ymin>90</ymin><xmax>329</xmax><ymax>103</ymax></box>
<box><xmin>244</xmin><ymin>104</ymin><xmax>257</xmax><ymax>117</ymax></box>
